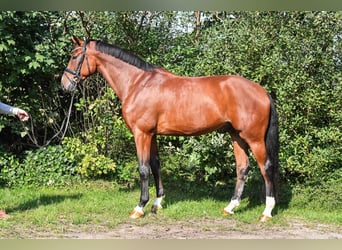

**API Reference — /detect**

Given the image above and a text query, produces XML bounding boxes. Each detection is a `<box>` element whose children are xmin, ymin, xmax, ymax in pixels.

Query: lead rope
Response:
<box><xmin>20</xmin><ymin>92</ymin><xmax>75</xmax><ymax>148</ymax></box>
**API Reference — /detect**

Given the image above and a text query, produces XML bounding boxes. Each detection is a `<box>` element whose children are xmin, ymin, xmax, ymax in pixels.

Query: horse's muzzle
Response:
<box><xmin>61</xmin><ymin>74</ymin><xmax>78</xmax><ymax>93</ymax></box>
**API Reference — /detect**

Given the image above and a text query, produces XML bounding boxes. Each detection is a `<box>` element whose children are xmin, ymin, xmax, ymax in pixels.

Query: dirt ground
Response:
<box><xmin>26</xmin><ymin>218</ymin><xmax>342</xmax><ymax>239</ymax></box>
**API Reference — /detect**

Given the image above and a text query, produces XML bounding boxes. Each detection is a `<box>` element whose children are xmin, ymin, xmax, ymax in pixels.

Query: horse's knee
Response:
<box><xmin>138</xmin><ymin>164</ymin><xmax>150</xmax><ymax>180</ymax></box>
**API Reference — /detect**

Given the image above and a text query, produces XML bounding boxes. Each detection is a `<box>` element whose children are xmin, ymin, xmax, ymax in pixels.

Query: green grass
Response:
<box><xmin>0</xmin><ymin>181</ymin><xmax>134</xmax><ymax>237</ymax></box>
<box><xmin>0</xmin><ymin>180</ymin><xmax>341</xmax><ymax>238</ymax></box>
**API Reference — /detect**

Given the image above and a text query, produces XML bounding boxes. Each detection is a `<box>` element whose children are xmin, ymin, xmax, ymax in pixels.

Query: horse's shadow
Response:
<box><xmin>6</xmin><ymin>193</ymin><xmax>82</xmax><ymax>214</ymax></box>
<box><xmin>153</xmin><ymin>175</ymin><xmax>292</xmax><ymax>218</ymax></box>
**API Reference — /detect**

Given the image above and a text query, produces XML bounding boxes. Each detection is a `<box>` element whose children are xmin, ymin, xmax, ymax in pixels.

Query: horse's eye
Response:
<box><xmin>72</xmin><ymin>55</ymin><xmax>79</xmax><ymax>60</ymax></box>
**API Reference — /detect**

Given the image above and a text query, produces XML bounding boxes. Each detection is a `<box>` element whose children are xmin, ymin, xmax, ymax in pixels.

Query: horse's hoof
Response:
<box><xmin>222</xmin><ymin>209</ymin><xmax>234</xmax><ymax>216</ymax></box>
<box><xmin>259</xmin><ymin>214</ymin><xmax>272</xmax><ymax>222</ymax></box>
<box><xmin>151</xmin><ymin>205</ymin><xmax>162</xmax><ymax>213</ymax></box>
<box><xmin>129</xmin><ymin>209</ymin><xmax>144</xmax><ymax>219</ymax></box>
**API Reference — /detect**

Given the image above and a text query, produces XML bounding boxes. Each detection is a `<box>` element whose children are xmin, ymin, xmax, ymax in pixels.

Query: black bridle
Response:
<box><xmin>64</xmin><ymin>39</ymin><xmax>91</xmax><ymax>90</ymax></box>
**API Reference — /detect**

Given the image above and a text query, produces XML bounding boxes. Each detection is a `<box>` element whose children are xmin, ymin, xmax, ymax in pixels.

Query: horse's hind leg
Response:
<box><xmin>150</xmin><ymin>135</ymin><xmax>165</xmax><ymax>213</ymax></box>
<box><xmin>223</xmin><ymin>133</ymin><xmax>250</xmax><ymax>215</ymax></box>
<box><xmin>249</xmin><ymin>141</ymin><xmax>275</xmax><ymax>221</ymax></box>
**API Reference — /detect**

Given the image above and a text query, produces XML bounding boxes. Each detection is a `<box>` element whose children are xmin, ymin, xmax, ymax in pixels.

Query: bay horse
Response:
<box><xmin>61</xmin><ymin>36</ymin><xmax>279</xmax><ymax>221</ymax></box>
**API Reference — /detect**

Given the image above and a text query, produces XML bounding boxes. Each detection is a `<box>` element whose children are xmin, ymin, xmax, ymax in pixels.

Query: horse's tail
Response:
<box><xmin>265</xmin><ymin>94</ymin><xmax>280</xmax><ymax>202</ymax></box>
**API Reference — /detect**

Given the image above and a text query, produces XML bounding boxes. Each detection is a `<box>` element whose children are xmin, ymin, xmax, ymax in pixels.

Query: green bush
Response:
<box><xmin>0</xmin><ymin>145</ymin><xmax>79</xmax><ymax>187</ymax></box>
<box><xmin>114</xmin><ymin>160</ymin><xmax>139</xmax><ymax>188</ymax></box>
<box><xmin>291</xmin><ymin>173</ymin><xmax>342</xmax><ymax>212</ymax></box>
<box><xmin>76</xmin><ymin>83</ymin><xmax>136</xmax><ymax>161</ymax></box>
<box><xmin>62</xmin><ymin>137</ymin><xmax>140</xmax><ymax>187</ymax></box>
<box><xmin>170</xmin><ymin>133</ymin><xmax>236</xmax><ymax>184</ymax></box>
<box><xmin>71</xmin><ymin>81</ymin><xmax>138</xmax><ymax>185</ymax></box>
<box><xmin>62</xmin><ymin>137</ymin><xmax>116</xmax><ymax>179</ymax></box>
<box><xmin>0</xmin><ymin>148</ymin><xmax>20</xmax><ymax>186</ymax></box>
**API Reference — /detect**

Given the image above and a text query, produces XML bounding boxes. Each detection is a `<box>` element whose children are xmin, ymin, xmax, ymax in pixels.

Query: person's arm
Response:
<box><xmin>0</xmin><ymin>102</ymin><xmax>29</xmax><ymax>121</ymax></box>
<box><xmin>0</xmin><ymin>102</ymin><xmax>15</xmax><ymax>115</ymax></box>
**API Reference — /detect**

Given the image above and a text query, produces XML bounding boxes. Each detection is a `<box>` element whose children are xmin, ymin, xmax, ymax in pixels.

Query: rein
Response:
<box><xmin>21</xmin><ymin>92</ymin><xmax>75</xmax><ymax>148</ymax></box>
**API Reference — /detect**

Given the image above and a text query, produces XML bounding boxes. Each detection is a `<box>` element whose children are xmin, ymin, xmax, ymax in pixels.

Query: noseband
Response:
<box><xmin>64</xmin><ymin>39</ymin><xmax>91</xmax><ymax>90</ymax></box>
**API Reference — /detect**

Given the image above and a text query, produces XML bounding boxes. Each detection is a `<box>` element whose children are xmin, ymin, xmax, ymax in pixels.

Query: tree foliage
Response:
<box><xmin>0</xmin><ymin>11</ymin><xmax>71</xmax><ymax>150</ymax></box>
<box><xmin>0</xmin><ymin>11</ymin><xmax>340</xmax><ymax>193</ymax></box>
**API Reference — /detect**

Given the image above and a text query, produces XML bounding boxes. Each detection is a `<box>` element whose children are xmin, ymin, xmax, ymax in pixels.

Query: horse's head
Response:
<box><xmin>61</xmin><ymin>36</ymin><xmax>95</xmax><ymax>92</ymax></box>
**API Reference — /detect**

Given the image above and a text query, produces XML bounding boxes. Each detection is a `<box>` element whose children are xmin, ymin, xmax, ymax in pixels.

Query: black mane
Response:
<box><xmin>93</xmin><ymin>40</ymin><xmax>156</xmax><ymax>71</ymax></box>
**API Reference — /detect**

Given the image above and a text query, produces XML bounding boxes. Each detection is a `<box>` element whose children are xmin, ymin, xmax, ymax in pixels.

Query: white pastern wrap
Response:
<box><xmin>224</xmin><ymin>199</ymin><xmax>240</xmax><ymax>214</ymax></box>
<box><xmin>134</xmin><ymin>205</ymin><xmax>144</xmax><ymax>215</ymax></box>
<box><xmin>153</xmin><ymin>197</ymin><xmax>163</xmax><ymax>209</ymax></box>
<box><xmin>262</xmin><ymin>196</ymin><xmax>275</xmax><ymax>217</ymax></box>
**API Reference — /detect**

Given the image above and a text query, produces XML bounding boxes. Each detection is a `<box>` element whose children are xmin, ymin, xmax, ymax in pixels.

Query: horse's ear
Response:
<box><xmin>71</xmin><ymin>35</ymin><xmax>81</xmax><ymax>46</ymax></box>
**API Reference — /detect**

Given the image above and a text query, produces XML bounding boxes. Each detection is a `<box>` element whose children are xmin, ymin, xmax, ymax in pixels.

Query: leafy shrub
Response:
<box><xmin>72</xmin><ymin>82</ymin><xmax>138</xmax><ymax>185</ymax></box>
<box><xmin>62</xmin><ymin>137</ymin><xmax>139</xmax><ymax>186</ymax></box>
<box><xmin>74</xmin><ymin>80</ymin><xmax>135</xmax><ymax>161</ymax></box>
<box><xmin>0</xmin><ymin>145</ymin><xmax>79</xmax><ymax>187</ymax></box>
<box><xmin>290</xmin><ymin>172</ymin><xmax>342</xmax><ymax>212</ymax></box>
<box><xmin>0</xmin><ymin>148</ymin><xmax>20</xmax><ymax>186</ymax></box>
<box><xmin>62</xmin><ymin>137</ymin><xmax>116</xmax><ymax>179</ymax></box>
<box><xmin>159</xmin><ymin>133</ymin><xmax>237</xmax><ymax>185</ymax></box>
<box><xmin>0</xmin><ymin>135</ymin><xmax>135</xmax><ymax>188</ymax></box>
<box><xmin>114</xmin><ymin>160</ymin><xmax>139</xmax><ymax>188</ymax></box>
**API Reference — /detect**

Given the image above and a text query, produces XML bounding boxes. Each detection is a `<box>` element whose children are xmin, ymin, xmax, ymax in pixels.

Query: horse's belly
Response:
<box><xmin>157</xmin><ymin>110</ymin><xmax>226</xmax><ymax>136</ymax></box>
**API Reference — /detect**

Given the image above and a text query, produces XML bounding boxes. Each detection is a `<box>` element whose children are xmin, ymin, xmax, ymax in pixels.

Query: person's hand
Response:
<box><xmin>17</xmin><ymin>109</ymin><xmax>29</xmax><ymax>121</ymax></box>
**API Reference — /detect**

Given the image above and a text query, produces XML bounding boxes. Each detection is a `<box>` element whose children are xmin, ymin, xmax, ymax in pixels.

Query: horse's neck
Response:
<box><xmin>96</xmin><ymin>54</ymin><xmax>144</xmax><ymax>101</ymax></box>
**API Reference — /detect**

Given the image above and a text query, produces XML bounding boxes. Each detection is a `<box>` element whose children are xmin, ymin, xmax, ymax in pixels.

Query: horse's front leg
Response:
<box><xmin>150</xmin><ymin>135</ymin><xmax>165</xmax><ymax>213</ymax></box>
<box><xmin>129</xmin><ymin>130</ymin><xmax>153</xmax><ymax>219</ymax></box>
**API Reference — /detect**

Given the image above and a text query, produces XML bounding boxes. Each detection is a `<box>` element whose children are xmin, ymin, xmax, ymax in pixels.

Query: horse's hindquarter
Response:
<box><xmin>123</xmin><ymin>73</ymin><xmax>269</xmax><ymax>137</ymax></box>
